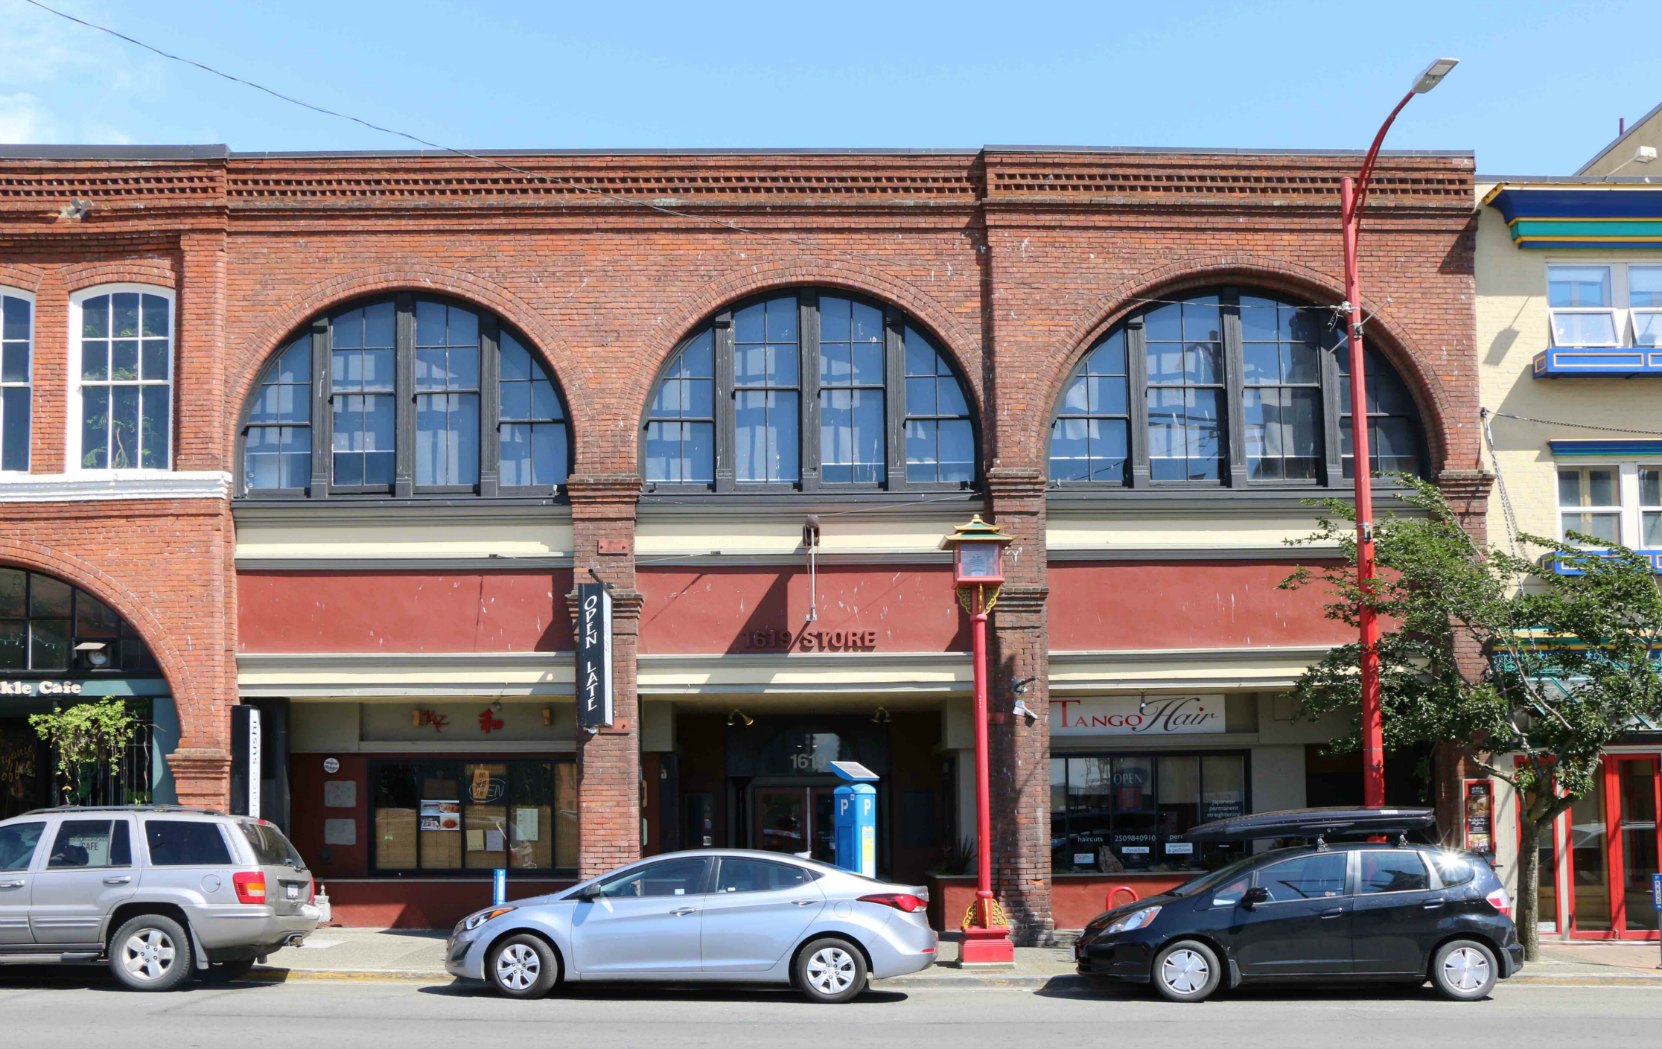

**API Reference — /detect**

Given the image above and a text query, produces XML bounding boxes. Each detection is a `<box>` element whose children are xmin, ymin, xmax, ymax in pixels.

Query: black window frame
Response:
<box><xmin>367</xmin><ymin>757</ymin><xmax>578</xmax><ymax>876</ymax></box>
<box><xmin>0</xmin><ymin>566</ymin><xmax>157</xmax><ymax>677</ymax></box>
<box><xmin>640</xmin><ymin>289</ymin><xmax>980</xmax><ymax>496</ymax></box>
<box><xmin>1048</xmin><ymin>286</ymin><xmax>1427</xmax><ymax>492</ymax></box>
<box><xmin>235</xmin><ymin>293</ymin><xmax>573</xmax><ymax>501</ymax></box>
<box><xmin>1050</xmin><ymin>749</ymin><xmax>1252</xmax><ymax>875</ymax></box>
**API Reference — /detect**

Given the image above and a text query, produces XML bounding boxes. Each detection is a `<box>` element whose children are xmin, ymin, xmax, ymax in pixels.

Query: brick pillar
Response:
<box><xmin>986</xmin><ymin>466</ymin><xmax>1054</xmax><ymax>945</ymax></box>
<box><xmin>1433</xmin><ymin>467</ymin><xmax>1495</xmax><ymax>838</ymax></box>
<box><xmin>567</xmin><ymin>474</ymin><xmax>643</xmax><ymax>877</ymax></box>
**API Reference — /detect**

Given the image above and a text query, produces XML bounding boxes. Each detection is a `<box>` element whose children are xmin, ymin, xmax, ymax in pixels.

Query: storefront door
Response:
<box><xmin>750</xmin><ymin>785</ymin><xmax>836</xmax><ymax>863</ymax></box>
<box><xmin>1565</xmin><ymin>755</ymin><xmax>1661</xmax><ymax>940</ymax></box>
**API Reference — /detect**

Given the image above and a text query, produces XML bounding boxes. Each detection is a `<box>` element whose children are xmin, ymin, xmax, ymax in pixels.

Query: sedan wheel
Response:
<box><xmin>109</xmin><ymin>914</ymin><xmax>194</xmax><ymax>992</ymax></box>
<box><xmin>487</xmin><ymin>934</ymin><xmax>559</xmax><ymax>999</ymax></box>
<box><xmin>795</xmin><ymin>937</ymin><xmax>868</xmax><ymax>1004</ymax></box>
<box><xmin>1431</xmin><ymin>940</ymin><xmax>1496</xmax><ymax>1001</ymax></box>
<box><xmin>1152</xmin><ymin>940</ymin><xmax>1222</xmax><ymax>1003</ymax></box>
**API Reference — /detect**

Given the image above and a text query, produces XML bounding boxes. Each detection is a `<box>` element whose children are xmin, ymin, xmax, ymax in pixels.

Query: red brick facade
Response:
<box><xmin>0</xmin><ymin>146</ymin><xmax>1478</xmax><ymax>935</ymax></box>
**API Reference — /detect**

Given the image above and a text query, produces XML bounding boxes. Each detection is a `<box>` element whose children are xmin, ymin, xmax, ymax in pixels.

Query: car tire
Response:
<box><xmin>198</xmin><ymin>959</ymin><xmax>257</xmax><ymax>984</ymax></box>
<box><xmin>1152</xmin><ymin>940</ymin><xmax>1222</xmax><ymax>1003</ymax></box>
<box><xmin>109</xmin><ymin>914</ymin><xmax>194</xmax><ymax>992</ymax></box>
<box><xmin>487</xmin><ymin>934</ymin><xmax>559</xmax><ymax>999</ymax></box>
<box><xmin>1431</xmin><ymin>939</ymin><xmax>1497</xmax><ymax>1001</ymax></box>
<box><xmin>794</xmin><ymin>937</ymin><xmax>868</xmax><ymax>1004</ymax></box>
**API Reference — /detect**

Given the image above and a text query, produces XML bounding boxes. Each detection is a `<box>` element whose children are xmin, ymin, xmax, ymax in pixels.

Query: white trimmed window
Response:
<box><xmin>71</xmin><ymin>285</ymin><xmax>174</xmax><ymax>471</ymax></box>
<box><xmin>0</xmin><ymin>288</ymin><xmax>30</xmax><ymax>472</ymax></box>
<box><xmin>1547</xmin><ymin>263</ymin><xmax>1662</xmax><ymax>348</ymax></box>
<box><xmin>1556</xmin><ymin>463</ymin><xmax>1662</xmax><ymax>549</ymax></box>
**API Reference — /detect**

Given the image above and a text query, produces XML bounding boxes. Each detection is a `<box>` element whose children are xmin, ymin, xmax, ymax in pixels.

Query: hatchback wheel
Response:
<box><xmin>1431</xmin><ymin>940</ymin><xmax>1496</xmax><ymax>1001</ymax></box>
<box><xmin>795</xmin><ymin>937</ymin><xmax>868</xmax><ymax>1004</ymax></box>
<box><xmin>1152</xmin><ymin>940</ymin><xmax>1221</xmax><ymax>1003</ymax></box>
<box><xmin>110</xmin><ymin>914</ymin><xmax>194</xmax><ymax>992</ymax></box>
<box><xmin>487</xmin><ymin>934</ymin><xmax>558</xmax><ymax>999</ymax></box>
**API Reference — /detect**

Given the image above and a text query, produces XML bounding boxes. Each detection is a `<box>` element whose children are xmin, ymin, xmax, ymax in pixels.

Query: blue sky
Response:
<box><xmin>1</xmin><ymin>0</ymin><xmax>1657</xmax><ymax>173</ymax></box>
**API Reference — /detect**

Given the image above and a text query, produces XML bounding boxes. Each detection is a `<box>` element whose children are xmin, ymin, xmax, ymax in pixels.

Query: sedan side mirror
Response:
<box><xmin>1241</xmin><ymin>886</ymin><xmax>1270</xmax><ymax>909</ymax></box>
<box><xmin>574</xmin><ymin>887</ymin><xmax>602</xmax><ymax>903</ymax></box>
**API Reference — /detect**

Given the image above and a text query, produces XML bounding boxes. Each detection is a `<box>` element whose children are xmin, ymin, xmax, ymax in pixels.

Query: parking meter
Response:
<box><xmin>831</xmin><ymin>761</ymin><xmax>879</xmax><ymax>878</ymax></box>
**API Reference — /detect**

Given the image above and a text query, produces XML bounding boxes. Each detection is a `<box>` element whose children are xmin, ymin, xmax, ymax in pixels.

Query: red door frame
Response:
<box><xmin>1562</xmin><ymin>754</ymin><xmax>1662</xmax><ymax>941</ymax></box>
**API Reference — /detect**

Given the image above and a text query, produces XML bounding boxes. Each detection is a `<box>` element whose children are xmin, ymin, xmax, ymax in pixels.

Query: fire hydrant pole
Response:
<box><xmin>960</xmin><ymin>584</ymin><xmax>1015</xmax><ymax>965</ymax></box>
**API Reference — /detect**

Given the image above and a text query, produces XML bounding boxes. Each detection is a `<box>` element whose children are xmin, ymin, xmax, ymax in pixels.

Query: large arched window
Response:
<box><xmin>0</xmin><ymin>567</ymin><xmax>156</xmax><ymax>676</ymax></box>
<box><xmin>1049</xmin><ymin>288</ymin><xmax>1425</xmax><ymax>489</ymax></box>
<box><xmin>238</xmin><ymin>295</ymin><xmax>570</xmax><ymax>498</ymax></box>
<box><xmin>642</xmin><ymin>290</ymin><xmax>977</xmax><ymax>492</ymax></box>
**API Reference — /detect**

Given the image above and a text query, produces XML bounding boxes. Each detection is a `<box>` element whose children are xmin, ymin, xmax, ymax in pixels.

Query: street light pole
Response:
<box><xmin>1342</xmin><ymin>57</ymin><xmax>1458</xmax><ymax>808</ymax></box>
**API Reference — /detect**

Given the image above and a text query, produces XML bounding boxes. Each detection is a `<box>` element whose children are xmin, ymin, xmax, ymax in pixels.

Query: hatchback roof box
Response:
<box><xmin>1183</xmin><ymin>806</ymin><xmax>1436</xmax><ymax>842</ymax></box>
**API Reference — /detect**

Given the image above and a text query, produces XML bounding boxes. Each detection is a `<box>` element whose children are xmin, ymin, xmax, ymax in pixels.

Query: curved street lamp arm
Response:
<box><xmin>1348</xmin><ymin>89</ymin><xmax>1418</xmax><ymax>228</ymax></box>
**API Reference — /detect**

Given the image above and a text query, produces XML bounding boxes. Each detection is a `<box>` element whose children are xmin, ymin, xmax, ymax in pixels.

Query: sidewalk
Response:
<box><xmin>254</xmin><ymin>929</ymin><xmax>1662</xmax><ymax>989</ymax></box>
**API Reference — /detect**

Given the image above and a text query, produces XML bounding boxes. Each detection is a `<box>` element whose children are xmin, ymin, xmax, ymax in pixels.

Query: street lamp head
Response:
<box><xmin>1411</xmin><ymin>57</ymin><xmax>1459</xmax><ymax>94</ymax></box>
<box><xmin>939</xmin><ymin>514</ymin><xmax>1014</xmax><ymax>589</ymax></box>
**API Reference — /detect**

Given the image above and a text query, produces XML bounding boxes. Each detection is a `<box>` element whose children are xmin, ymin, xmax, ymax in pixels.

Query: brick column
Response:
<box><xmin>1433</xmin><ymin>467</ymin><xmax>1496</xmax><ymax>839</ymax></box>
<box><xmin>566</xmin><ymin>474</ymin><xmax>644</xmax><ymax>877</ymax></box>
<box><xmin>986</xmin><ymin>466</ymin><xmax>1054</xmax><ymax>945</ymax></box>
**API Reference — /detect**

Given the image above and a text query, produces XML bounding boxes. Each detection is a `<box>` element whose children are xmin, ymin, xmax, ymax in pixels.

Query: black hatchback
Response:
<box><xmin>1074</xmin><ymin>807</ymin><xmax>1524</xmax><ymax>1002</ymax></box>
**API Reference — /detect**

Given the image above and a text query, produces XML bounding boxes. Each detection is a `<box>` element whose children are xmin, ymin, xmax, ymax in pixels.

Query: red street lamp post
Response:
<box><xmin>1341</xmin><ymin>57</ymin><xmax>1458</xmax><ymax>807</ymax></box>
<box><xmin>940</xmin><ymin>514</ymin><xmax>1016</xmax><ymax>965</ymax></box>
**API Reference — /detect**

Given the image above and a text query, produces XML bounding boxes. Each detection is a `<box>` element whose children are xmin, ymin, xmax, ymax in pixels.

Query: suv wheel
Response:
<box><xmin>487</xmin><ymin>934</ymin><xmax>558</xmax><ymax>999</ymax></box>
<box><xmin>1431</xmin><ymin>939</ymin><xmax>1497</xmax><ymax>1001</ymax></box>
<box><xmin>1152</xmin><ymin>940</ymin><xmax>1222</xmax><ymax>1003</ymax></box>
<box><xmin>795</xmin><ymin>937</ymin><xmax>868</xmax><ymax>1004</ymax></box>
<box><xmin>110</xmin><ymin>914</ymin><xmax>194</xmax><ymax>992</ymax></box>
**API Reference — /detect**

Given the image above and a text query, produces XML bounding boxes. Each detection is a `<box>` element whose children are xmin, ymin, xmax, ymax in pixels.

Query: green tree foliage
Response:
<box><xmin>28</xmin><ymin>697</ymin><xmax>140</xmax><ymax>805</ymax></box>
<box><xmin>1281</xmin><ymin>478</ymin><xmax>1662</xmax><ymax>960</ymax></box>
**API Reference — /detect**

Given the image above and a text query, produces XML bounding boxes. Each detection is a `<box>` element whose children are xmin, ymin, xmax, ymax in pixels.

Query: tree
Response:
<box><xmin>1281</xmin><ymin>478</ymin><xmax>1662</xmax><ymax>960</ymax></box>
<box><xmin>27</xmin><ymin>697</ymin><xmax>141</xmax><ymax>805</ymax></box>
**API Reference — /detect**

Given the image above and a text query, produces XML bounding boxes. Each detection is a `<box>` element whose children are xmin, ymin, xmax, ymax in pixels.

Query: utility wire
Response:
<box><xmin>24</xmin><ymin>0</ymin><xmax>1373</xmax><ymax>321</ymax></box>
<box><xmin>1484</xmin><ymin>409</ymin><xmax>1662</xmax><ymax>439</ymax></box>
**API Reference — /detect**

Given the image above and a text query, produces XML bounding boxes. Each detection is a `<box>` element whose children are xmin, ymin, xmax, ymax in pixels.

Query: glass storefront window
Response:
<box><xmin>1052</xmin><ymin>751</ymin><xmax>1248</xmax><ymax>874</ymax></box>
<box><xmin>372</xmin><ymin>759</ymin><xmax>576</xmax><ymax>873</ymax></box>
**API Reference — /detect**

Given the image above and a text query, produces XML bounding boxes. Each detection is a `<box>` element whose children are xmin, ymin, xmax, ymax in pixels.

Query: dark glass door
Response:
<box><xmin>751</xmin><ymin>785</ymin><xmax>838</xmax><ymax>864</ymax></box>
<box><xmin>1616</xmin><ymin>758</ymin><xmax>1660</xmax><ymax>937</ymax></box>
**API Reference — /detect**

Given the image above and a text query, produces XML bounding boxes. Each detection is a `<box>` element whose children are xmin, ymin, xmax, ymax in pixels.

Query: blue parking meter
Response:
<box><xmin>831</xmin><ymin>761</ymin><xmax>879</xmax><ymax>878</ymax></box>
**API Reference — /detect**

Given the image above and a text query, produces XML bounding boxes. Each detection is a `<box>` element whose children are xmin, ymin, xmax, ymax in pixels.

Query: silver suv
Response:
<box><xmin>0</xmin><ymin>806</ymin><xmax>318</xmax><ymax>990</ymax></box>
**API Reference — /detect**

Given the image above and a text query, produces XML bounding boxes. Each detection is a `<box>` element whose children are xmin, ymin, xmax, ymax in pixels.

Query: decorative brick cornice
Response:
<box><xmin>985</xmin><ymin>466</ymin><xmax>1048</xmax><ymax>503</ymax></box>
<box><xmin>565</xmin><ymin>474</ymin><xmax>643</xmax><ymax>516</ymax></box>
<box><xmin>992</xmin><ymin>584</ymin><xmax>1049</xmax><ymax>626</ymax></box>
<box><xmin>1435</xmin><ymin>468</ymin><xmax>1496</xmax><ymax>502</ymax></box>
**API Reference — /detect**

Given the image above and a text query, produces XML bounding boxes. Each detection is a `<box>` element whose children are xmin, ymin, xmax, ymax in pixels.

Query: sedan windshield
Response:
<box><xmin>1164</xmin><ymin>852</ymin><xmax>1271</xmax><ymax>898</ymax></box>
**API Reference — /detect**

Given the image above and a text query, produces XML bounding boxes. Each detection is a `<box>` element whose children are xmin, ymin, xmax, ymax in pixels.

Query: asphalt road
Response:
<box><xmin>0</xmin><ymin>972</ymin><xmax>1658</xmax><ymax>1048</ymax></box>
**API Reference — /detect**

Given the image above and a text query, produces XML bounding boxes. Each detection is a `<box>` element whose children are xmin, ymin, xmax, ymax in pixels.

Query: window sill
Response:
<box><xmin>232</xmin><ymin>493</ymin><xmax>571</xmax><ymax>523</ymax></box>
<box><xmin>0</xmin><ymin>471</ymin><xmax>230</xmax><ymax>502</ymax></box>
<box><xmin>1532</xmin><ymin>346</ymin><xmax>1662</xmax><ymax>378</ymax></box>
<box><xmin>1046</xmin><ymin>483</ymin><xmax>1420</xmax><ymax>514</ymax></box>
<box><xmin>637</xmin><ymin>488</ymin><xmax>983</xmax><ymax>518</ymax></box>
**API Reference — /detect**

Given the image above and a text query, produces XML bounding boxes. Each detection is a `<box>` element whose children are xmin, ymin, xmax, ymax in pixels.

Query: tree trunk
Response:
<box><xmin>1516</xmin><ymin>815</ymin><xmax>1543</xmax><ymax>961</ymax></box>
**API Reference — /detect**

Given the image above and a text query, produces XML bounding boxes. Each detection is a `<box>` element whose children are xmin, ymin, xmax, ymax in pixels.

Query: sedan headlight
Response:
<box><xmin>1104</xmin><ymin>905</ymin><xmax>1162</xmax><ymax>935</ymax></box>
<box><xmin>461</xmin><ymin>907</ymin><xmax>515</xmax><ymax>932</ymax></box>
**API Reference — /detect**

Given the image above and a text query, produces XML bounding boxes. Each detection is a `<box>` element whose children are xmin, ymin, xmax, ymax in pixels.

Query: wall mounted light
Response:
<box><xmin>74</xmin><ymin>641</ymin><xmax>110</xmax><ymax>669</ymax></box>
<box><xmin>727</xmin><ymin>709</ymin><xmax>754</xmax><ymax>727</ymax></box>
<box><xmin>871</xmin><ymin>707</ymin><xmax>891</xmax><ymax>725</ymax></box>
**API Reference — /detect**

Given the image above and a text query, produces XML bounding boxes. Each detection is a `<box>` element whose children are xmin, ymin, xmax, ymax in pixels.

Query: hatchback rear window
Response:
<box><xmin>240</xmin><ymin>821</ymin><xmax>304</xmax><ymax>868</ymax></box>
<box><xmin>1430</xmin><ymin>852</ymin><xmax>1477</xmax><ymax>887</ymax></box>
<box><xmin>146</xmin><ymin>820</ymin><xmax>232</xmax><ymax>866</ymax></box>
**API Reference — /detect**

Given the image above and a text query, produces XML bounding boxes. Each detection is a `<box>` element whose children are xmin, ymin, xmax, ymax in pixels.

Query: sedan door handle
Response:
<box><xmin>1319</xmin><ymin>907</ymin><xmax>1345</xmax><ymax>919</ymax></box>
<box><xmin>1422</xmin><ymin>898</ymin><xmax>1447</xmax><ymax>909</ymax></box>
<box><xmin>791</xmin><ymin>899</ymin><xmax>818</xmax><ymax>907</ymax></box>
<box><xmin>0</xmin><ymin>880</ymin><xmax>24</xmax><ymax>890</ymax></box>
<box><xmin>670</xmin><ymin>906</ymin><xmax>697</xmax><ymax>917</ymax></box>
<box><xmin>103</xmin><ymin>876</ymin><xmax>132</xmax><ymax>886</ymax></box>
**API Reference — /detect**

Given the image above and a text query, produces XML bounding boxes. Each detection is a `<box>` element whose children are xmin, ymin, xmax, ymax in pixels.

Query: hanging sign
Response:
<box><xmin>1462</xmin><ymin>779</ymin><xmax>1494</xmax><ymax>856</ymax></box>
<box><xmin>576</xmin><ymin>582</ymin><xmax>614</xmax><ymax>729</ymax></box>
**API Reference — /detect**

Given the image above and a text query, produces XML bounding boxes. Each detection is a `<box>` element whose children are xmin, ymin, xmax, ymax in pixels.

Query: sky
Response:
<box><xmin>0</xmin><ymin>0</ymin><xmax>1658</xmax><ymax>174</ymax></box>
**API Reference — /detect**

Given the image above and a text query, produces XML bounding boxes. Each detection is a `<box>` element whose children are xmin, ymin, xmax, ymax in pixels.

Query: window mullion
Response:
<box><xmin>393</xmin><ymin>293</ymin><xmax>416</xmax><ymax>498</ymax></box>
<box><xmin>479</xmin><ymin>314</ymin><xmax>501</xmax><ymax>497</ymax></box>
<box><xmin>885</xmin><ymin>309</ymin><xmax>906</xmax><ymax>490</ymax></box>
<box><xmin>309</xmin><ymin>316</ymin><xmax>332</xmax><ymax>499</ymax></box>
<box><xmin>713</xmin><ymin>314</ymin><xmax>735</xmax><ymax>493</ymax></box>
<box><xmin>1620</xmin><ymin>463</ymin><xmax>1642</xmax><ymax>549</ymax></box>
<box><xmin>1221</xmin><ymin>291</ymin><xmax>1246</xmax><ymax>487</ymax></box>
<box><xmin>1127</xmin><ymin>318</ymin><xmax>1150</xmax><ymax>488</ymax></box>
<box><xmin>799</xmin><ymin>293</ymin><xmax>820</xmax><ymax>494</ymax></box>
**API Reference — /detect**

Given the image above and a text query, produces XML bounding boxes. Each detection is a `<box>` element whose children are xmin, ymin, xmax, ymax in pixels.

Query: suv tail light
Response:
<box><xmin>232</xmin><ymin>871</ymin><xmax>268</xmax><ymax>905</ymax></box>
<box><xmin>1485</xmin><ymin>887</ymin><xmax>1512</xmax><ymax>920</ymax></box>
<box><xmin>307</xmin><ymin>876</ymin><xmax>316</xmax><ymax>905</ymax></box>
<box><xmin>858</xmin><ymin>893</ymin><xmax>926</xmax><ymax>913</ymax></box>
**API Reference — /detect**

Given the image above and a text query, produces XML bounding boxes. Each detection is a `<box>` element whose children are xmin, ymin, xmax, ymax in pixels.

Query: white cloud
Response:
<box><xmin>0</xmin><ymin>93</ymin><xmax>49</xmax><ymax>142</ymax></box>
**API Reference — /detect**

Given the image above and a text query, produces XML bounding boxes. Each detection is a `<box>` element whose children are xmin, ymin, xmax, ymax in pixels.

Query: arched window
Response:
<box><xmin>1049</xmin><ymin>288</ymin><xmax>1425</xmax><ymax>489</ymax></box>
<box><xmin>239</xmin><ymin>295</ymin><xmax>570</xmax><ymax>498</ymax></box>
<box><xmin>643</xmin><ymin>290</ymin><xmax>976</xmax><ymax>492</ymax></box>
<box><xmin>0</xmin><ymin>567</ymin><xmax>156</xmax><ymax>676</ymax></box>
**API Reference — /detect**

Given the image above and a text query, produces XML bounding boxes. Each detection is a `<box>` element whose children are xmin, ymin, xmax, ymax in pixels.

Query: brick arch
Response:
<box><xmin>0</xmin><ymin>541</ymin><xmax>198</xmax><ymax>720</ymax></box>
<box><xmin>59</xmin><ymin>259</ymin><xmax>178</xmax><ymax>293</ymax></box>
<box><xmin>0</xmin><ymin>263</ymin><xmax>47</xmax><ymax>293</ymax></box>
<box><xmin>227</xmin><ymin>264</ymin><xmax>588</xmax><ymax>464</ymax></box>
<box><xmin>630</xmin><ymin>261</ymin><xmax>986</xmax><ymax>457</ymax></box>
<box><xmin>1032</xmin><ymin>255</ymin><xmax>1457</xmax><ymax>473</ymax></box>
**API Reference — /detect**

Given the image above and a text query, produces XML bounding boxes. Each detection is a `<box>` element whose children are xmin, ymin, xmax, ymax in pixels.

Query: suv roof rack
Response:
<box><xmin>21</xmin><ymin>805</ymin><xmax>226</xmax><ymax>817</ymax></box>
<box><xmin>1182</xmin><ymin>805</ymin><xmax>1436</xmax><ymax>843</ymax></box>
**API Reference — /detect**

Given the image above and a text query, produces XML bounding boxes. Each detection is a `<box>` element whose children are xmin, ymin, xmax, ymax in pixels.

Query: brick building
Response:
<box><xmin>0</xmin><ymin>145</ymin><xmax>1479</xmax><ymax>936</ymax></box>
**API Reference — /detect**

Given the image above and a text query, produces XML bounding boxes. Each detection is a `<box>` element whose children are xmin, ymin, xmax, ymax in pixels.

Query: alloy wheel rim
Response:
<box><xmin>1443</xmin><ymin>947</ymin><xmax>1490</xmax><ymax>992</ymax></box>
<box><xmin>496</xmin><ymin>943</ymin><xmax>541</xmax><ymax>991</ymax></box>
<box><xmin>806</xmin><ymin>947</ymin><xmax>856</xmax><ymax>995</ymax></box>
<box><xmin>1161</xmin><ymin>949</ymin><xmax>1208</xmax><ymax>995</ymax></box>
<box><xmin>122</xmin><ymin>929</ymin><xmax>177</xmax><ymax>982</ymax></box>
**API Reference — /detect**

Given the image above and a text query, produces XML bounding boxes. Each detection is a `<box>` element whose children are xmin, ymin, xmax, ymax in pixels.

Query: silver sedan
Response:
<box><xmin>444</xmin><ymin>849</ymin><xmax>938</xmax><ymax>1003</ymax></box>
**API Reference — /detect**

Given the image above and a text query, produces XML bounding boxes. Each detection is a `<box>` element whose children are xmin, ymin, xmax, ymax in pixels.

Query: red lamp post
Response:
<box><xmin>1342</xmin><ymin>57</ymin><xmax>1458</xmax><ymax>807</ymax></box>
<box><xmin>940</xmin><ymin>514</ymin><xmax>1016</xmax><ymax>965</ymax></box>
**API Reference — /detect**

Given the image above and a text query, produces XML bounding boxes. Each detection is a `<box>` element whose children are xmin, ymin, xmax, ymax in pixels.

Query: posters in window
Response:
<box><xmin>419</xmin><ymin>800</ymin><xmax>460</xmax><ymax>831</ymax></box>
